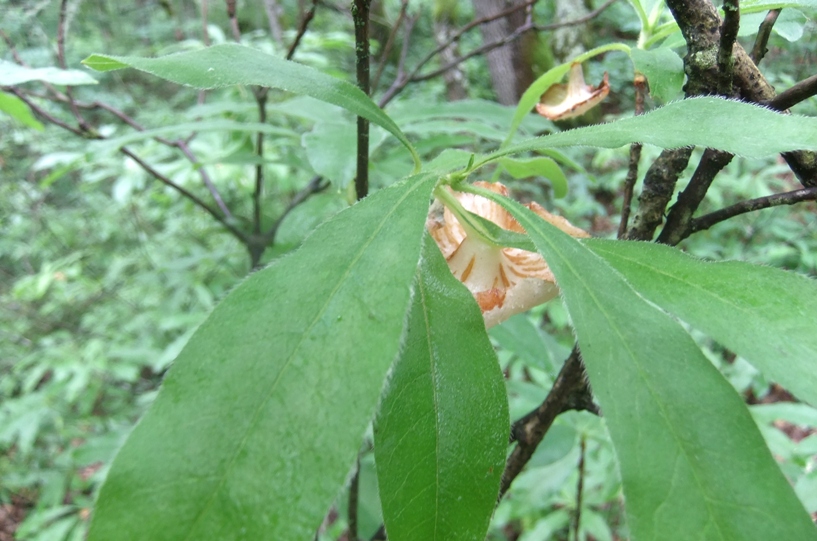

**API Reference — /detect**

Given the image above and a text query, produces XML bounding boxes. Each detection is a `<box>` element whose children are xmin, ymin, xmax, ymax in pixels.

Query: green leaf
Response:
<box><xmin>0</xmin><ymin>91</ymin><xmax>44</xmax><ymax>130</ymax></box>
<box><xmin>465</xmin><ymin>184</ymin><xmax>817</xmax><ymax>541</ymax></box>
<box><xmin>374</xmin><ymin>237</ymin><xmax>508</xmax><ymax>541</ymax></box>
<box><xmin>0</xmin><ymin>60</ymin><xmax>97</xmax><ymax>86</ymax></box>
<box><xmin>505</xmin><ymin>43</ymin><xmax>631</xmax><ymax>146</ymax></box>
<box><xmin>630</xmin><ymin>47</ymin><xmax>684</xmax><ymax>103</ymax></box>
<box><xmin>768</xmin><ymin>9</ymin><xmax>809</xmax><ymax>41</ymax></box>
<box><xmin>583</xmin><ymin>239</ymin><xmax>817</xmax><ymax>407</ymax></box>
<box><xmin>485</xmin><ymin>97</ymin><xmax>817</xmax><ymax>167</ymax></box>
<box><xmin>82</xmin><ymin>44</ymin><xmax>420</xmax><ymax>169</ymax></box>
<box><xmin>498</xmin><ymin>157</ymin><xmax>569</xmax><ymax>198</ymax></box>
<box><xmin>87</xmin><ymin>172</ymin><xmax>440</xmax><ymax>541</ymax></box>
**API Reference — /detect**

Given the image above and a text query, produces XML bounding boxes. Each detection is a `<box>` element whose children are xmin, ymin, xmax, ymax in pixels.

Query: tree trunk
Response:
<box><xmin>433</xmin><ymin>17</ymin><xmax>468</xmax><ymax>100</ymax></box>
<box><xmin>551</xmin><ymin>0</ymin><xmax>589</xmax><ymax>63</ymax></box>
<box><xmin>471</xmin><ymin>0</ymin><xmax>533</xmax><ymax>105</ymax></box>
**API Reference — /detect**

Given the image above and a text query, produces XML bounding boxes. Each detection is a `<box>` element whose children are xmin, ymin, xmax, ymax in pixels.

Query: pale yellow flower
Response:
<box><xmin>427</xmin><ymin>182</ymin><xmax>588</xmax><ymax>328</ymax></box>
<box><xmin>536</xmin><ymin>62</ymin><xmax>610</xmax><ymax>121</ymax></box>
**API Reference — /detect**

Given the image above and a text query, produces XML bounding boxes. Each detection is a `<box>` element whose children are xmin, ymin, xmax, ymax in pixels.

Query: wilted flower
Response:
<box><xmin>427</xmin><ymin>182</ymin><xmax>588</xmax><ymax>328</ymax></box>
<box><xmin>536</xmin><ymin>62</ymin><xmax>610</xmax><ymax>121</ymax></box>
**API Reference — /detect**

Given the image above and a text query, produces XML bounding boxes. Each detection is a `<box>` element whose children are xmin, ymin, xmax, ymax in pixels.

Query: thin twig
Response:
<box><xmin>93</xmin><ymin>101</ymin><xmax>172</xmax><ymax>144</ymax></box>
<box><xmin>6</xmin><ymin>87</ymin><xmax>88</xmax><ymax>137</ymax></box>
<box><xmin>56</xmin><ymin>0</ymin><xmax>87</xmax><ymax>130</ymax></box>
<box><xmin>348</xmin><ymin>458</ymin><xmax>360</xmax><ymax>541</ymax></box>
<box><xmin>17</xmin><ymin>87</ymin><xmax>235</xmax><ymax>217</ymax></box>
<box><xmin>264</xmin><ymin>175</ymin><xmax>330</xmax><ymax>240</ymax></box>
<box><xmin>618</xmin><ymin>144</ymin><xmax>642</xmax><ymax>238</ymax></box>
<box><xmin>618</xmin><ymin>74</ymin><xmax>647</xmax><ymax>239</ymax></box>
<box><xmin>10</xmin><ymin>87</ymin><xmax>245</xmax><ymax>244</ymax></box>
<box><xmin>286</xmin><ymin>0</ymin><xmax>317</xmax><ymax>60</ymax></box>
<box><xmin>767</xmin><ymin>74</ymin><xmax>817</xmax><ymax>111</ymax></box>
<box><xmin>533</xmin><ymin>0</ymin><xmax>619</xmax><ymax>31</ymax></box>
<box><xmin>1</xmin><ymin>30</ymin><xmax>26</xmax><ymax>64</ymax></box>
<box><xmin>223</xmin><ymin>0</ymin><xmax>269</xmax><ymax>237</ymax></box>
<box><xmin>371</xmin><ymin>0</ymin><xmax>409</xmax><ymax>93</ymax></box>
<box><xmin>657</xmin><ymin>149</ymin><xmax>734</xmax><ymax>245</ymax></box>
<box><xmin>1</xmin><ymin>31</ymin><xmax>72</xmax><ymax>102</ymax></box>
<box><xmin>410</xmin><ymin>21</ymin><xmax>532</xmax><ymax>83</ymax></box>
<box><xmin>121</xmin><ymin>147</ymin><xmax>248</xmax><ymax>243</ymax></box>
<box><xmin>352</xmin><ymin>0</ymin><xmax>372</xmax><ymax>200</ymax></box>
<box><xmin>572</xmin><ymin>435</ymin><xmax>586</xmax><ymax>541</ymax></box>
<box><xmin>253</xmin><ymin>91</ymin><xmax>268</xmax><ymax>234</ymax></box>
<box><xmin>687</xmin><ymin>187</ymin><xmax>817</xmax><ymax>235</ymax></box>
<box><xmin>377</xmin><ymin>14</ymin><xmax>418</xmax><ymax>108</ymax></box>
<box><xmin>750</xmin><ymin>9</ymin><xmax>780</xmax><ymax>64</ymax></box>
<box><xmin>405</xmin><ymin>0</ymin><xmax>536</xmax><ymax>86</ymax></box>
<box><xmin>501</xmin><ymin>347</ymin><xmax>597</xmax><ymax>498</ymax></box>
<box><xmin>175</xmin><ymin>140</ymin><xmax>234</xmax><ymax>219</ymax></box>
<box><xmin>378</xmin><ymin>0</ymin><xmax>618</xmax><ymax>107</ymax></box>
<box><xmin>226</xmin><ymin>0</ymin><xmax>241</xmax><ymax>42</ymax></box>
<box><xmin>407</xmin><ymin>0</ymin><xmax>618</xmax><ymax>86</ymax></box>
<box><xmin>717</xmin><ymin>0</ymin><xmax>740</xmax><ymax>95</ymax></box>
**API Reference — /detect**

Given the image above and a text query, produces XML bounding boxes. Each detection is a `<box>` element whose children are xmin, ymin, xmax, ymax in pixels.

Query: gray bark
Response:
<box><xmin>471</xmin><ymin>0</ymin><xmax>531</xmax><ymax>105</ymax></box>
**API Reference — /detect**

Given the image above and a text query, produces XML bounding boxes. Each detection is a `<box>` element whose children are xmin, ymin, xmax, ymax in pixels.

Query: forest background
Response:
<box><xmin>1</xmin><ymin>0</ymin><xmax>817</xmax><ymax>540</ymax></box>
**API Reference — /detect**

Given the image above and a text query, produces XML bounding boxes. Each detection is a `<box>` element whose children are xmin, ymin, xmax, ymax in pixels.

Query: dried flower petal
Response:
<box><xmin>427</xmin><ymin>182</ymin><xmax>589</xmax><ymax>327</ymax></box>
<box><xmin>536</xmin><ymin>62</ymin><xmax>610</xmax><ymax>121</ymax></box>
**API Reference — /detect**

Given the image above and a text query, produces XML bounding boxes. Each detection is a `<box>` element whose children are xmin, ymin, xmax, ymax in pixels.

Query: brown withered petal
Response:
<box><xmin>535</xmin><ymin>62</ymin><xmax>610</xmax><ymax>121</ymax></box>
<box><xmin>427</xmin><ymin>181</ymin><xmax>589</xmax><ymax>328</ymax></box>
